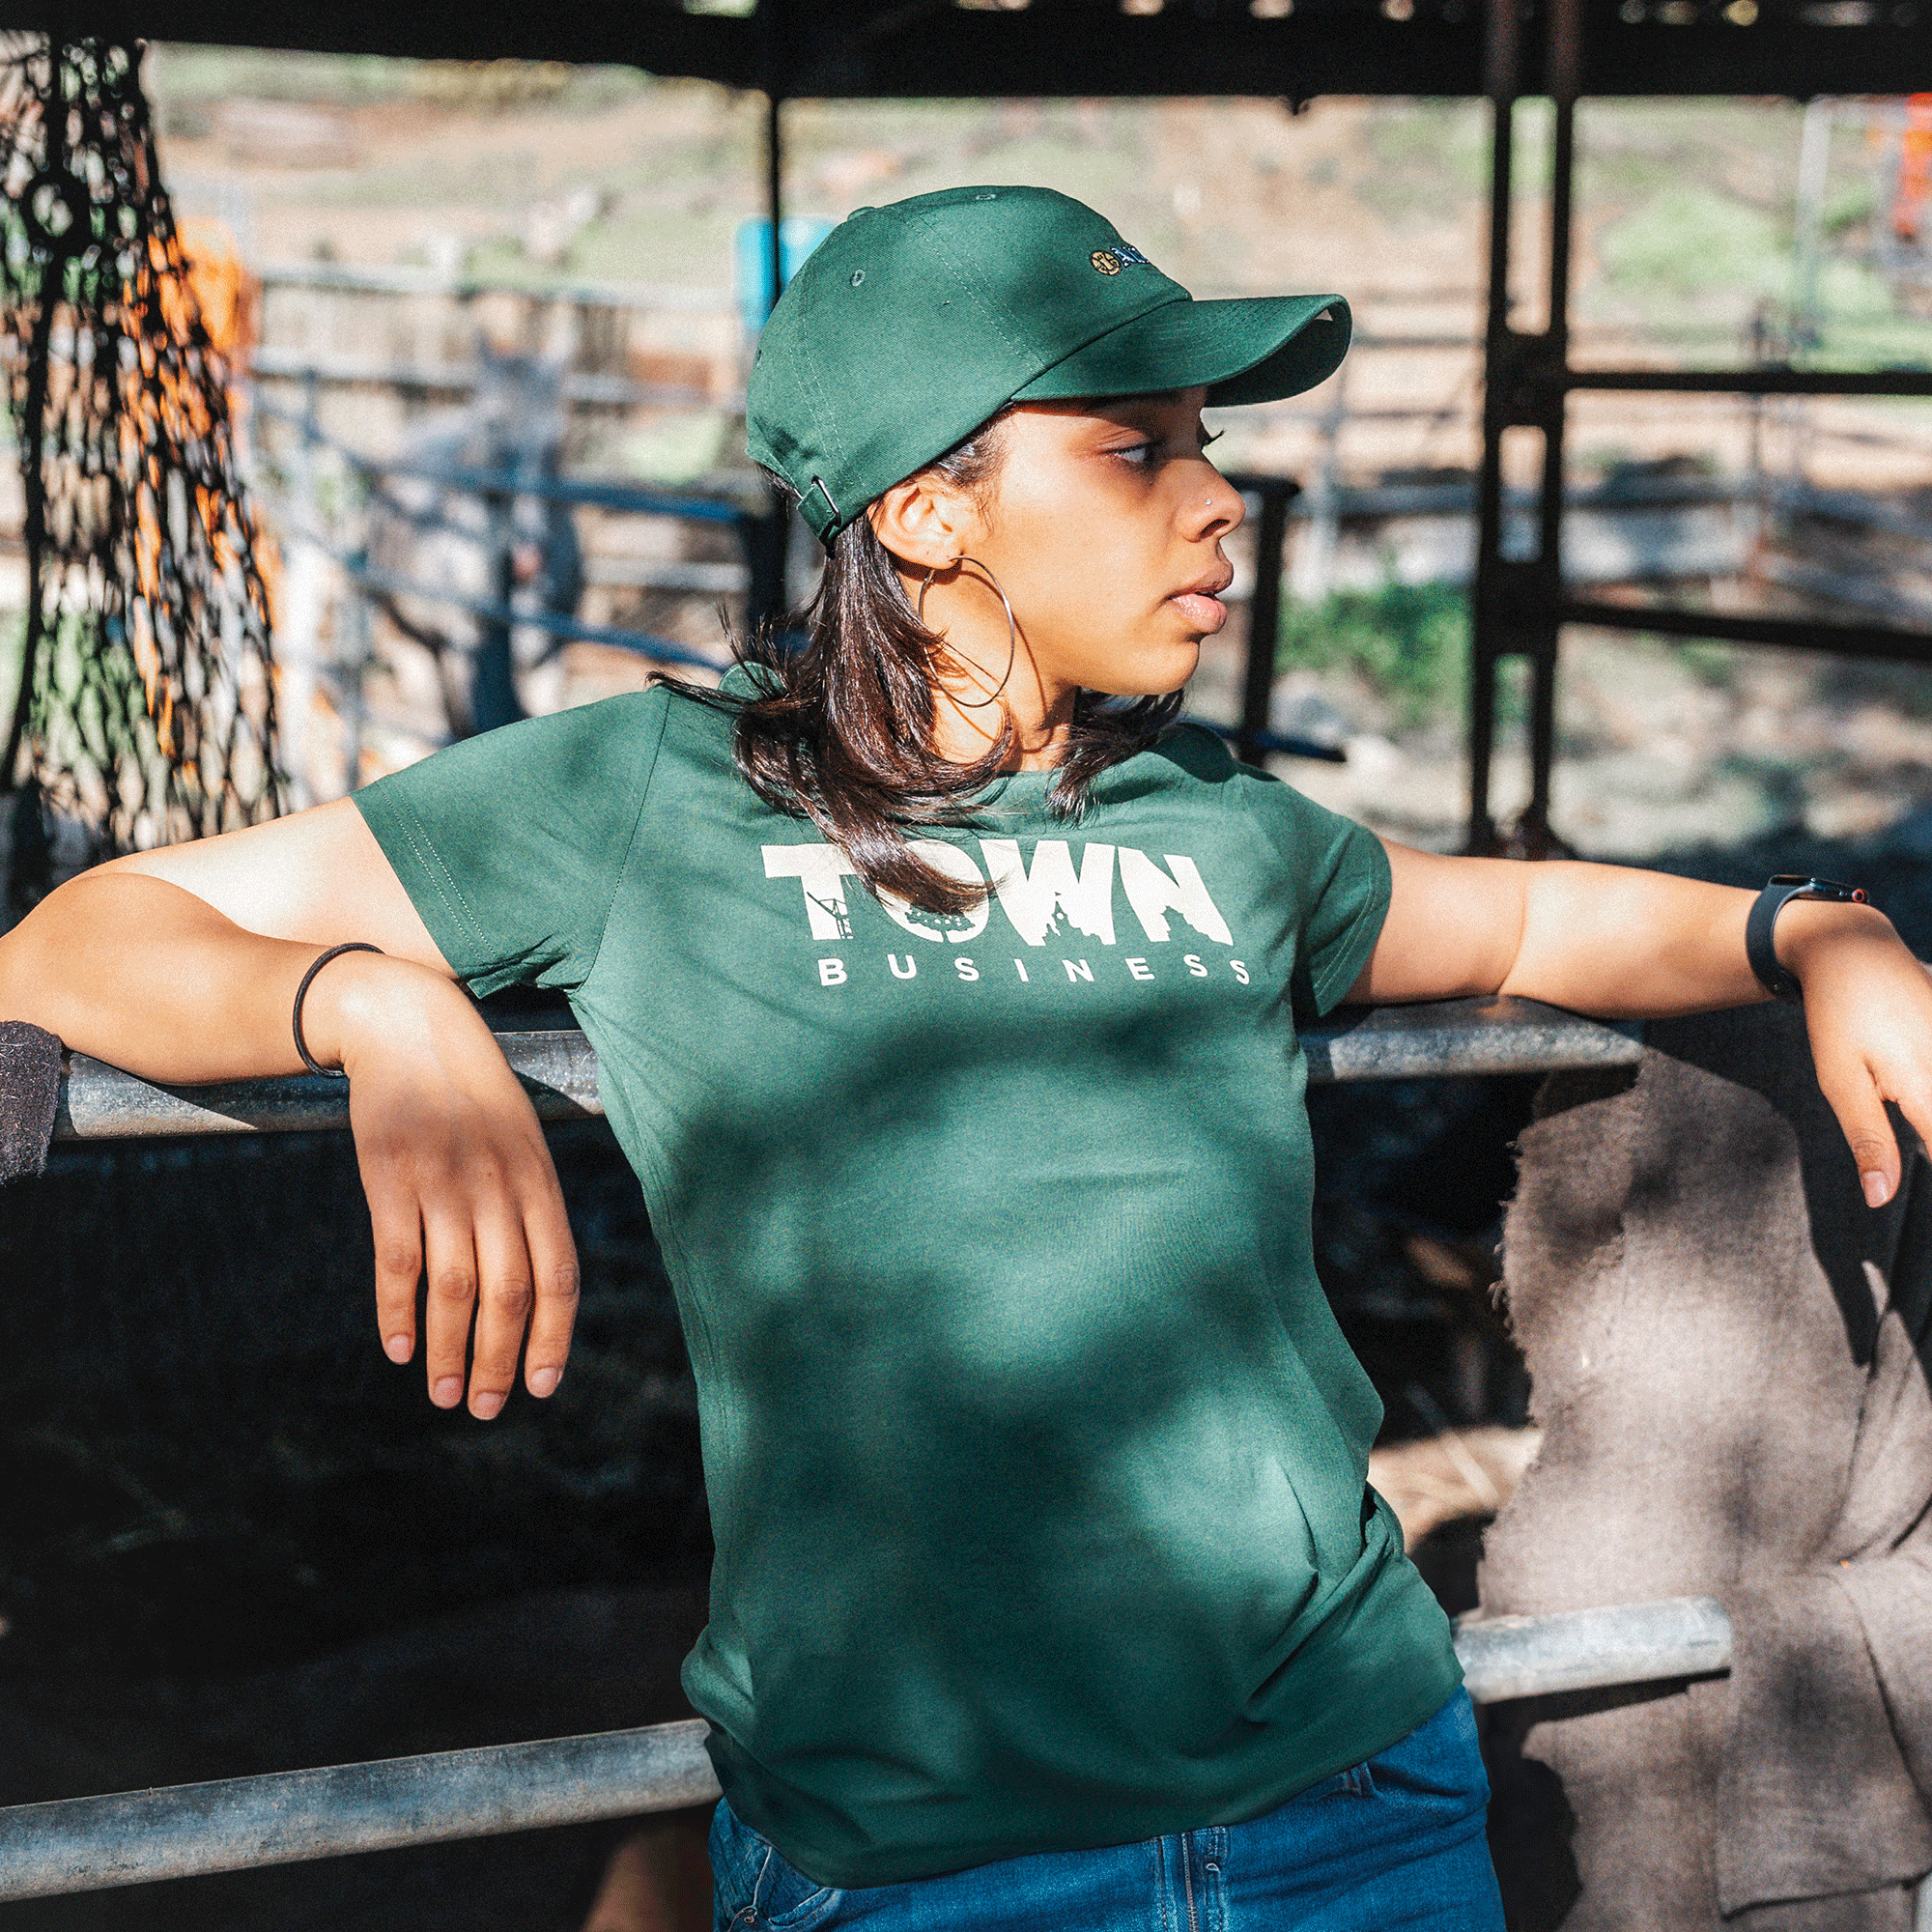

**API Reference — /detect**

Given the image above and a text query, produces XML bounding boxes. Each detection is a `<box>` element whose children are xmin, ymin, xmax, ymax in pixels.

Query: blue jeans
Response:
<box><xmin>710</xmin><ymin>1689</ymin><xmax>1505</xmax><ymax>1930</ymax></box>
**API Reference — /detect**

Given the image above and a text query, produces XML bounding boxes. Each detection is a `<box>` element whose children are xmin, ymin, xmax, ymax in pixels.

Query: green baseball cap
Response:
<box><xmin>747</xmin><ymin>185</ymin><xmax>1350</xmax><ymax>547</ymax></box>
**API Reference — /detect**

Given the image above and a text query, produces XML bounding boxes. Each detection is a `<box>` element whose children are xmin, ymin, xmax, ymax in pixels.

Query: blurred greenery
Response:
<box><xmin>1278</xmin><ymin>579</ymin><xmax>1471</xmax><ymax>730</ymax></box>
<box><xmin>1597</xmin><ymin>185</ymin><xmax>1786</xmax><ymax>299</ymax></box>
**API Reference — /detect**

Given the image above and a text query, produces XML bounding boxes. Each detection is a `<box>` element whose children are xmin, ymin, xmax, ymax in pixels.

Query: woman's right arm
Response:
<box><xmin>0</xmin><ymin>801</ymin><xmax>579</xmax><ymax>1420</ymax></box>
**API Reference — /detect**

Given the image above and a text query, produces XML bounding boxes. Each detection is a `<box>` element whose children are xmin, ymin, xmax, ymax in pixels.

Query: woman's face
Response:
<box><xmin>876</xmin><ymin>386</ymin><xmax>1247</xmax><ymax>734</ymax></box>
<box><xmin>971</xmin><ymin>387</ymin><xmax>1246</xmax><ymax>703</ymax></box>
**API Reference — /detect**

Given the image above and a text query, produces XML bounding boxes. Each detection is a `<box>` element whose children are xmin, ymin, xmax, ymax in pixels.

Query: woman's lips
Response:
<box><xmin>1170</xmin><ymin>590</ymin><xmax>1229</xmax><ymax>633</ymax></box>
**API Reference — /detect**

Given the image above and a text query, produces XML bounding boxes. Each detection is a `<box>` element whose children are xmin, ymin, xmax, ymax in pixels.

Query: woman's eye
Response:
<box><xmin>1111</xmin><ymin>441</ymin><xmax>1156</xmax><ymax>467</ymax></box>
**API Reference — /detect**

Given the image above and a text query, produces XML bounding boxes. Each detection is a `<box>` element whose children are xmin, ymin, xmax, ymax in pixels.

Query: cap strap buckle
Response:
<box><xmin>807</xmin><ymin>476</ymin><xmax>841</xmax><ymax>528</ymax></box>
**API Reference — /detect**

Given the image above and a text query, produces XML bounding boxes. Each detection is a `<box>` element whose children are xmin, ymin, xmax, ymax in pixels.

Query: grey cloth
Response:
<box><xmin>1482</xmin><ymin>1003</ymin><xmax>1932</xmax><ymax>1930</ymax></box>
<box><xmin>0</xmin><ymin>1019</ymin><xmax>60</xmax><ymax>1182</ymax></box>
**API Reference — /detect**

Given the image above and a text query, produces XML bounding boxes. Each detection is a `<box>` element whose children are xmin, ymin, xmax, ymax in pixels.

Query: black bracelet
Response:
<box><xmin>1745</xmin><ymin>875</ymin><xmax>1867</xmax><ymax>1005</ymax></box>
<box><xmin>293</xmin><ymin>942</ymin><xmax>385</xmax><ymax>1077</ymax></box>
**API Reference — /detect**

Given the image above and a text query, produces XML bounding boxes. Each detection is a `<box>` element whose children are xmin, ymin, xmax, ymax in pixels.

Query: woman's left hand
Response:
<box><xmin>1783</xmin><ymin>900</ymin><xmax>1932</xmax><ymax>1208</ymax></box>
<box><xmin>1361</xmin><ymin>844</ymin><xmax>1932</xmax><ymax>1208</ymax></box>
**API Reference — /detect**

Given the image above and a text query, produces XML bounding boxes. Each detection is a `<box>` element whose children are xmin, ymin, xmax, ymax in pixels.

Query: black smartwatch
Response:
<box><xmin>1746</xmin><ymin>875</ymin><xmax>1868</xmax><ymax>1004</ymax></box>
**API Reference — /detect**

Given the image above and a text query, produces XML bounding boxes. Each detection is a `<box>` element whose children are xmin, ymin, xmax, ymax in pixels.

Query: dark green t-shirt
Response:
<box><xmin>353</xmin><ymin>681</ymin><xmax>1461</xmax><ymax>1889</ymax></box>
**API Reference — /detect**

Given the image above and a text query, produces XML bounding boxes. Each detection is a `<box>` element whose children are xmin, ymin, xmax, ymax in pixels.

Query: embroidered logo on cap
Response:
<box><xmin>1090</xmin><ymin>243</ymin><xmax>1154</xmax><ymax>276</ymax></box>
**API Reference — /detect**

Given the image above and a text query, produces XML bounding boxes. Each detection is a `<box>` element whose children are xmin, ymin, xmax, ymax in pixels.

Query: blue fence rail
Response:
<box><xmin>253</xmin><ymin>400</ymin><xmax>1343</xmax><ymax>760</ymax></box>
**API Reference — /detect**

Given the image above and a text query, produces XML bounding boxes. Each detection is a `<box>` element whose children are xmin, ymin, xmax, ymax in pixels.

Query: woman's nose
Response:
<box><xmin>1185</xmin><ymin>465</ymin><xmax>1245</xmax><ymax>540</ymax></box>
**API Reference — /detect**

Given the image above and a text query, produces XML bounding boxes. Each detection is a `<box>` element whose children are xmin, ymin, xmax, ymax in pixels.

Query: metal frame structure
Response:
<box><xmin>1</xmin><ymin>996</ymin><xmax>1690</xmax><ymax>1904</ymax></box>
<box><xmin>15</xmin><ymin>0</ymin><xmax>1932</xmax><ymax>839</ymax></box>
<box><xmin>15</xmin><ymin>0</ymin><xmax>1932</xmax><ymax>100</ymax></box>
<box><xmin>1469</xmin><ymin>0</ymin><xmax>1932</xmax><ymax>851</ymax></box>
<box><xmin>7</xmin><ymin>0</ymin><xmax>1932</xmax><ymax>1897</ymax></box>
<box><xmin>0</xmin><ymin>1597</ymin><xmax>1735</xmax><ymax>1901</ymax></box>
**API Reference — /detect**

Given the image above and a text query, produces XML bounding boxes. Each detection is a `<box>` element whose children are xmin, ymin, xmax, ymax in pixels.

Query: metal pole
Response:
<box><xmin>1525</xmin><ymin>0</ymin><xmax>1580</xmax><ymax>838</ymax></box>
<box><xmin>748</xmin><ymin>2</ymin><xmax>792</xmax><ymax>637</ymax></box>
<box><xmin>471</xmin><ymin>479</ymin><xmax>524</xmax><ymax>735</ymax></box>
<box><xmin>1794</xmin><ymin>99</ymin><xmax>1833</xmax><ymax>353</ymax></box>
<box><xmin>1453</xmin><ymin>1596</ymin><xmax>1730</xmax><ymax>1706</ymax></box>
<box><xmin>1468</xmin><ymin>0</ymin><xmax>1520</xmax><ymax>853</ymax></box>
<box><xmin>0</xmin><ymin>1718</ymin><xmax>720</xmax><ymax>1903</ymax></box>
<box><xmin>765</xmin><ymin>88</ymin><xmax>785</xmax><ymax>324</ymax></box>
<box><xmin>1236</xmin><ymin>481</ymin><xmax>1293</xmax><ymax>764</ymax></box>
<box><xmin>0</xmin><ymin>1597</ymin><xmax>1730</xmax><ymax>1902</ymax></box>
<box><xmin>49</xmin><ymin>1000</ymin><xmax>1644</xmax><ymax>1142</ymax></box>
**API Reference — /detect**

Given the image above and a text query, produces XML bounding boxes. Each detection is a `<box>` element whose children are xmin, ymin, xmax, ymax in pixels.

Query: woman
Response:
<box><xmin>4</xmin><ymin>185</ymin><xmax>1930</xmax><ymax>1930</ymax></box>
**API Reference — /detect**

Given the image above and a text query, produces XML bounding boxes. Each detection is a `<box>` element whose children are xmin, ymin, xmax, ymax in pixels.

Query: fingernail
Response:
<box><xmin>528</xmin><ymin>1366</ymin><xmax>560</xmax><ymax>1399</ymax></box>
<box><xmin>384</xmin><ymin>1334</ymin><xmax>412</xmax><ymax>1364</ymax></box>
<box><xmin>432</xmin><ymin>1376</ymin><xmax>463</xmax><ymax>1407</ymax></box>
<box><xmin>470</xmin><ymin>1391</ymin><xmax>504</xmax><ymax>1421</ymax></box>
<box><xmin>1865</xmin><ymin>1171</ymin><xmax>1890</xmax><ymax>1208</ymax></box>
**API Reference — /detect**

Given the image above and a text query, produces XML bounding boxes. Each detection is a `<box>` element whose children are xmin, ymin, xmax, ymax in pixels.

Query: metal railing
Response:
<box><xmin>0</xmin><ymin>1599</ymin><xmax>1730</xmax><ymax>1902</ymax></box>
<box><xmin>255</xmin><ymin>408</ymin><xmax>1350</xmax><ymax>764</ymax></box>
<box><xmin>6</xmin><ymin>995</ymin><xmax>1663</xmax><ymax>1900</ymax></box>
<box><xmin>51</xmin><ymin>997</ymin><xmax>1642</xmax><ymax>1143</ymax></box>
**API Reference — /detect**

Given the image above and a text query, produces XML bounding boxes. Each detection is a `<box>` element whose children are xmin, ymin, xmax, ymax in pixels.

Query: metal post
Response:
<box><xmin>1794</xmin><ymin>98</ymin><xmax>1833</xmax><ymax>354</ymax></box>
<box><xmin>1288</xmin><ymin>360</ymin><xmax>1347</xmax><ymax>606</ymax></box>
<box><xmin>748</xmin><ymin>5</ymin><xmax>792</xmax><ymax>639</ymax></box>
<box><xmin>1468</xmin><ymin>0</ymin><xmax>1520</xmax><ymax>852</ymax></box>
<box><xmin>340</xmin><ymin>540</ymin><xmax>372</xmax><ymax>789</ymax></box>
<box><xmin>1469</xmin><ymin>0</ymin><xmax>1578</xmax><ymax>853</ymax></box>
<box><xmin>1236</xmin><ymin>481</ymin><xmax>1293</xmax><ymax>765</ymax></box>
<box><xmin>1524</xmin><ymin>0</ymin><xmax>1580</xmax><ymax>838</ymax></box>
<box><xmin>471</xmin><ymin>480</ymin><xmax>523</xmax><ymax>734</ymax></box>
<box><xmin>765</xmin><ymin>88</ymin><xmax>785</xmax><ymax>324</ymax></box>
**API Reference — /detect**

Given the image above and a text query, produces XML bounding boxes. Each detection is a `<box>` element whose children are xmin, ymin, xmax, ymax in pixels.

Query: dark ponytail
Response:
<box><xmin>659</xmin><ymin>410</ymin><xmax>1184</xmax><ymax>916</ymax></box>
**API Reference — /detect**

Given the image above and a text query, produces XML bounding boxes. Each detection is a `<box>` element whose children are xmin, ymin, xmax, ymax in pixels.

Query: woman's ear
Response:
<box><xmin>868</xmin><ymin>472</ymin><xmax>982</xmax><ymax>573</ymax></box>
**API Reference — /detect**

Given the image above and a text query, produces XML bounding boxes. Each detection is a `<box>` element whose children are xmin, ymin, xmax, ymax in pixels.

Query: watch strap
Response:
<box><xmin>1746</xmin><ymin>875</ymin><xmax>1867</xmax><ymax>1005</ymax></box>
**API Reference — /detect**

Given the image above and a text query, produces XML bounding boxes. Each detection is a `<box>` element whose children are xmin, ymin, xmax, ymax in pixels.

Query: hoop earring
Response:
<box><xmin>916</xmin><ymin>555</ymin><xmax>1018</xmax><ymax>709</ymax></box>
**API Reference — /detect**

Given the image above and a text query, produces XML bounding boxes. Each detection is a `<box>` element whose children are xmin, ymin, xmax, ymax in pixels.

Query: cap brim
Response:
<box><xmin>1012</xmin><ymin>293</ymin><xmax>1350</xmax><ymax>408</ymax></box>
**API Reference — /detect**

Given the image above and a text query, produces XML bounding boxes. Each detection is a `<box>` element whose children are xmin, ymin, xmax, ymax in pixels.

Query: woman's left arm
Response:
<box><xmin>1350</xmin><ymin>843</ymin><xmax>1932</xmax><ymax>1208</ymax></box>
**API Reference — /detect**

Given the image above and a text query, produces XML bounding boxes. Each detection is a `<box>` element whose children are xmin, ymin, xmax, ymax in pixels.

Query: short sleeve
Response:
<box><xmin>353</xmin><ymin>690</ymin><xmax>670</xmax><ymax>998</ymax></box>
<box><xmin>1237</xmin><ymin>764</ymin><xmax>1391</xmax><ymax>1019</ymax></box>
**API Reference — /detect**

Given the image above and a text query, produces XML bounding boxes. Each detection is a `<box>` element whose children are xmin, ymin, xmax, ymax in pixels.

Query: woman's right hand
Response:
<box><xmin>301</xmin><ymin>951</ymin><xmax>581</xmax><ymax>1419</ymax></box>
<box><xmin>0</xmin><ymin>798</ymin><xmax>580</xmax><ymax>1419</ymax></box>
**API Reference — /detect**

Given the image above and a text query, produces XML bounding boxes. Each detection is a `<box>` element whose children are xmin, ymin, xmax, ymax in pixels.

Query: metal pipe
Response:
<box><xmin>1236</xmin><ymin>479</ymin><xmax>1294</xmax><ymax>764</ymax></box>
<box><xmin>1301</xmin><ymin>996</ymin><xmax>1640</xmax><ymax>1085</ymax></box>
<box><xmin>50</xmin><ymin>1000</ymin><xmax>1642</xmax><ymax>1143</ymax></box>
<box><xmin>0</xmin><ymin>1598</ymin><xmax>1728</xmax><ymax>1901</ymax></box>
<box><xmin>1556</xmin><ymin>596</ymin><xmax>1932</xmax><ymax>666</ymax></box>
<box><xmin>1468</xmin><ymin>0</ymin><xmax>1520</xmax><ymax>853</ymax></box>
<box><xmin>1562</xmin><ymin>367</ymin><xmax>1932</xmax><ymax>396</ymax></box>
<box><xmin>54</xmin><ymin>1031</ymin><xmax>603</xmax><ymax>1141</ymax></box>
<box><xmin>1455</xmin><ymin>1595</ymin><xmax>1732</xmax><ymax>1705</ymax></box>
<box><xmin>0</xmin><ymin>1718</ymin><xmax>720</xmax><ymax>1902</ymax></box>
<box><xmin>332</xmin><ymin>557</ymin><xmax>729</xmax><ymax>675</ymax></box>
<box><xmin>1525</xmin><ymin>86</ymin><xmax>1577</xmax><ymax>837</ymax></box>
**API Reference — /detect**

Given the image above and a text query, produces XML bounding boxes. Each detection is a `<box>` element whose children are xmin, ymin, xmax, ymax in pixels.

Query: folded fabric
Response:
<box><xmin>0</xmin><ymin>1020</ymin><xmax>61</xmax><ymax>1182</ymax></box>
<box><xmin>1481</xmin><ymin>1003</ymin><xmax>1932</xmax><ymax>1931</ymax></box>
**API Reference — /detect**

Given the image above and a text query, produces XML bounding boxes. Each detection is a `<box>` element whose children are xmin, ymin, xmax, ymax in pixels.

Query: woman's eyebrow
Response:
<box><xmin>1094</xmin><ymin>399</ymin><xmax>1187</xmax><ymax>434</ymax></box>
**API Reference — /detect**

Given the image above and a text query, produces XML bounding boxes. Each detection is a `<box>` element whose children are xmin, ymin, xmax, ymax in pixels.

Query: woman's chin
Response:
<box><xmin>1088</xmin><ymin>640</ymin><xmax>1200</xmax><ymax>699</ymax></box>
